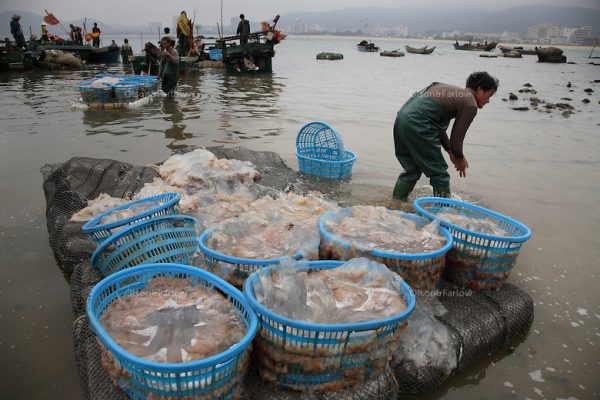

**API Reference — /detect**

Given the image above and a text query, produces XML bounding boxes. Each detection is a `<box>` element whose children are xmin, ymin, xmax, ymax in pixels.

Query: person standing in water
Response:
<box><xmin>158</xmin><ymin>36</ymin><xmax>179</xmax><ymax>96</ymax></box>
<box><xmin>120</xmin><ymin>38</ymin><xmax>133</xmax><ymax>63</ymax></box>
<box><xmin>392</xmin><ymin>71</ymin><xmax>498</xmax><ymax>200</ymax></box>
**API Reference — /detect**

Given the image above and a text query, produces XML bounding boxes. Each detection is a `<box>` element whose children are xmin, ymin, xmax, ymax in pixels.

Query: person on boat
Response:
<box><xmin>10</xmin><ymin>15</ymin><xmax>26</xmax><ymax>49</ymax></box>
<box><xmin>176</xmin><ymin>11</ymin><xmax>192</xmax><ymax>55</ymax></box>
<box><xmin>392</xmin><ymin>71</ymin><xmax>498</xmax><ymax>200</ymax></box>
<box><xmin>158</xmin><ymin>36</ymin><xmax>179</xmax><ymax>96</ymax></box>
<box><xmin>69</xmin><ymin>24</ymin><xmax>83</xmax><ymax>45</ymax></box>
<box><xmin>92</xmin><ymin>23</ymin><xmax>101</xmax><ymax>47</ymax></box>
<box><xmin>41</xmin><ymin>23</ymin><xmax>50</xmax><ymax>43</ymax></box>
<box><xmin>120</xmin><ymin>38</ymin><xmax>133</xmax><ymax>63</ymax></box>
<box><xmin>237</xmin><ymin>14</ymin><xmax>251</xmax><ymax>44</ymax></box>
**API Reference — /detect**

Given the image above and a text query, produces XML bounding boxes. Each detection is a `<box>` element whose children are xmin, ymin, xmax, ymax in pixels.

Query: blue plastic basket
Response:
<box><xmin>296</xmin><ymin>148</ymin><xmax>356</xmax><ymax>180</ymax></box>
<box><xmin>78</xmin><ymin>83</ymin><xmax>113</xmax><ymax>103</ymax></box>
<box><xmin>82</xmin><ymin>192</ymin><xmax>181</xmax><ymax>245</ymax></box>
<box><xmin>209</xmin><ymin>48</ymin><xmax>223</xmax><ymax>60</ymax></box>
<box><xmin>296</xmin><ymin>121</ymin><xmax>345</xmax><ymax>161</ymax></box>
<box><xmin>87</xmin><ymin>263</ymin><xmax>258</xmax><ymax>400</ymax></box>
<box><xmin>244</xmin><ymin>260</ymin><xmax>416</xmax><ymax>391</ymax></box>
<box><xmin>77</xmin><ymin>82</ymin><xmax>96</xmax><ymax>104</ymax></box>
<box><xmin>113</xmin><ymin>83</ymin><xmax>139</xmax><ymax>102</ymax></box>
<box><xmin>413</xmin><ymin>197</ymin><xmax>532</xmax><ymax>290</ymax></box>
<box><xmin>198</xmin><ymin>229</ymin><xmax>303</xmax><ymax>288</ymax></box>
<box><xmin>135</xmin><ymin>79</ymin><xmax>157</xmax><ymax>94</ymax></box>
<box><xmin>319</xmin><ymin>209</ymin><xmax>453</xmax><ymax>292</ymax></box>
<box><xmin>91</xmin><ymin>215</ymin><xmax>199</xmax><ymax>276</ymax></box>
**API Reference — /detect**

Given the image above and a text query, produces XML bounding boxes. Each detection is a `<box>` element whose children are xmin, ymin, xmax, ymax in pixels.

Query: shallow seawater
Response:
<box><xmin>0</xmin><ymin>36</ymin><xmax>599</xmax><ymax>399</ymax></box>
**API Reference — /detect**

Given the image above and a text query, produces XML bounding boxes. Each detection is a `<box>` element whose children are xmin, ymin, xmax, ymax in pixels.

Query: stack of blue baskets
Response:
<box><xmin>77</xmin><ymin>73</ymin><xmax>158</xmax><ymax>105</ymax></box>
<box><xmin>318</xmin><ymin>209</ymin><xmax>453</xmax><ymax>292</ymax></box>
<box><xmin>82</xmin><ymin>193</ymin><xmax>258</xmax><ymax>398</ymax></box>
<box><xmin>83</xmin><ymin>193</ymin><xmax>182</xmax><ymax>245</ymax></box>
<box><xmin>82</xmin><ymin>192</ymin><xmax>201</xmax><ymax>275</ymax></box>
<box><xmin>413</xmin><ymin>197</ymin><xmax>532</xmax><ymax>290</ymax></box>
<box><xmin>295</xmin><ymin>121</ymin><xmax>356</xmax><ymax>180</ymax></box>
<box><xmin>244</xmin><ymin>260</ymin><xmax>416</xmax><ymax>391</ymax></box>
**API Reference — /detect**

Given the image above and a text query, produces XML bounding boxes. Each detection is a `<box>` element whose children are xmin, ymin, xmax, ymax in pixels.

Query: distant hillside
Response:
<box><xmin>0</xmin><ymin>10</ymin><xmax>150</xmax><ymax>37</ymax></box>
<box><xmin>2</xmin><ymin>5</ymin><xmax>599</xmax><ymax>39</ymax></box>
<box><xmin>280</xmin><ymin>5</ymin><xmax>600</xmax><ymax>36</ymax></box>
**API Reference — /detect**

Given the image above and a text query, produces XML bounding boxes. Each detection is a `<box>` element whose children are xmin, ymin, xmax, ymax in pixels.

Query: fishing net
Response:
<box><xmin>42</xmin><ymin>147</ymin><xmax>534</xmax><ymax>399</ymax></box>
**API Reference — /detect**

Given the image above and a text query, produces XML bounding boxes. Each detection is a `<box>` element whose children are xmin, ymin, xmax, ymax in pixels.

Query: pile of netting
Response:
<box><xmin>42</xmin><ymin>147</ymin><xmax>534</xmax><ymax>399</ymax></box>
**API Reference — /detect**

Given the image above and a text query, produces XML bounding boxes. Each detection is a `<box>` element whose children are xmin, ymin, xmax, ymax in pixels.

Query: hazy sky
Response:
<box><xmin>2</xmin><ymin>0</ymin><xmax>599</xmax><ymax>26</ymax></box>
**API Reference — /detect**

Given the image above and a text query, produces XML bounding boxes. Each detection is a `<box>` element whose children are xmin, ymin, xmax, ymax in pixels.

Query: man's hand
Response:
<box><xmin>448</xmin><ymin>151</ymin><xmax>468</xmax><ymax>177</ymax></box>
<box><xmin>454</xmin><ymin>157</ymin><xmax>468</xmax><ymax>177</ymax></box>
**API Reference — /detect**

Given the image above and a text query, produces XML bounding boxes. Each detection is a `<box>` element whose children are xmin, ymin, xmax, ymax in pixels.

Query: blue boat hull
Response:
<box><xmin>89</xmin><ymin>47</ymin><xmax>120</xmax><ymax>63</ymax></box>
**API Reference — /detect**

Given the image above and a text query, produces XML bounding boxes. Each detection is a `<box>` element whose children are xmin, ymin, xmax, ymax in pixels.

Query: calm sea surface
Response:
<box><xmin>0</xmin><ymin>35</ymin><xmax>599</xmax><ymax>399</ymax></box>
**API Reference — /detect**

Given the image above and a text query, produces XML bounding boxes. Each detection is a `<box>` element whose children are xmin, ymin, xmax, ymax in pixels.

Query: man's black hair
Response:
<box><xmin>466</xmin><ymin>72</ymin><xmax>499</xmax><ymax>91</ymax></box>
<box><xmin>240</xmin><ymin>14</ymin><xmax>245</xmax><ymax>19</ymax></box>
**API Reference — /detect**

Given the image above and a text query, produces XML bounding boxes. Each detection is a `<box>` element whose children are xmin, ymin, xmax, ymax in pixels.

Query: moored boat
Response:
<box><xmin>41</xmin><ymin>43</ymin><xmax>120</xmax><ymax>63</ymax></box>
<box><xmin>216</xmin><ymin>15</ymin><xmax>285</xmax><ymax>74</ymax></box>
<box><xmin>503</xmin><ymin>50</ymin><xmax>522</xmax><ymax>58</ymax></box>
<box><xmin>499</xmin><ymin>45</ymin><xmax>536</xmax><ymax>55</ymax></box>
<box><xmin>405</xmin><ymin>45</ymin><xmax>435</xmax><ymax>55</ymax></box>
<box><xmin>0</xmin><ymin>43</ymin><xmax>35</xmax><ymax>71</ymax></box>
<box><xmin>453</xmin><ymin>41</ymin><xmax>497</xmax><ymax>51</ymax></box>
<box><xmin>357</xmin><ymin>40</ymin><xmax>379</xmax><ymax>52</ymax></box>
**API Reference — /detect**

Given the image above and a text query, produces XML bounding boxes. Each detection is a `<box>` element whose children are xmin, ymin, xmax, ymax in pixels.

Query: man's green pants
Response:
<box><xmin>393</xmin><ymin>90</ymin><xmax>452</xmax><ymax>200</ymax></box>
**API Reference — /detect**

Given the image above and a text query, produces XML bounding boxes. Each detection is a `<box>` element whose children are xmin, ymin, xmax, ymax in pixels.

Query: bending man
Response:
<box><xmin>393</xmin><ymin>71</ymin><xmax>498</xmax><ymax>200</ymax></box>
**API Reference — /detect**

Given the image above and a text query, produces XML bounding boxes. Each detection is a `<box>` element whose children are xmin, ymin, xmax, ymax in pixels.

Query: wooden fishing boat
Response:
<box><xmin>357</xmin><ymin>40</ymin><xmax>379</xmax><ymax>52</ymax></box>
<box><xmin>405</xmin><ymin>45</ymin><xmax>435</xmax><ymax>54</ymax></box>
<box><xmin>499</xmin><ymin>45</ymin><xmax>536</xmax><ymax>55</ymax></box>
<box><xmin>503</xmin><ymin>50</ymin><xmax>522</xmax><ymax>58</ymax></box>
<box><xmin>41</xmin><ymin>43</ymin><xmax>120</xmax><ymax>63</ymax></box>
<box><xmin>0</xmin><ymin>44</ymin><xmax>35</xmax><ymax>71</ymax></box>
<box><xmin>380</xmin><ymin>50</ymin><xmax>404</xmax><ymax>57</ymax></box>
<box><xmin>453</xmin><ymin>41</ymin><xmax>497</xmax><ymax>51</ymax></box>
<box><xmin>214</xmin><ymin>15</ymin><xmax>285</xmax><ymax>74</ymax></box>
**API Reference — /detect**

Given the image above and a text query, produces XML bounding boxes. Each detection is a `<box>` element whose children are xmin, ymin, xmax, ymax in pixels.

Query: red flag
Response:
<box><xmin>44</xmin><ymin>10</ymin><xmax>60</xmax><ymax>25</ymax></box>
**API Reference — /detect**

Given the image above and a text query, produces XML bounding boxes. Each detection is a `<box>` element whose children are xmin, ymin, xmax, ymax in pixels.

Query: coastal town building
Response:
<box><xmin>526</xmin><ymin>23</ymin><xmax>593</xmax><ymax>45</ymax></box>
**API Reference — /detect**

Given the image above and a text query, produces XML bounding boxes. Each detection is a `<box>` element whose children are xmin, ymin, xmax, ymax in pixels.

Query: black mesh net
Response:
<box><xmin>42</xmin><ymin>147</ymin><xmax>534</xmax><ymax>399</ymax></box>
<box><xmin>391</xmin><ymin>280</ymin><xmax>534</xmax><ymax>394</ymax></box>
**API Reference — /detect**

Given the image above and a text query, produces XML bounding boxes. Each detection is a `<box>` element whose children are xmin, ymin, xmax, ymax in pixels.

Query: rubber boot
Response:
<box><xmin>433</xmin><ymin>186</ymin><xmax>451</xmax><ymax>198</ymax></box>
<box><xmin>393</xmin><ymin>178</ymin><xmax>417</xmax><ymax>201</ymax></box>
